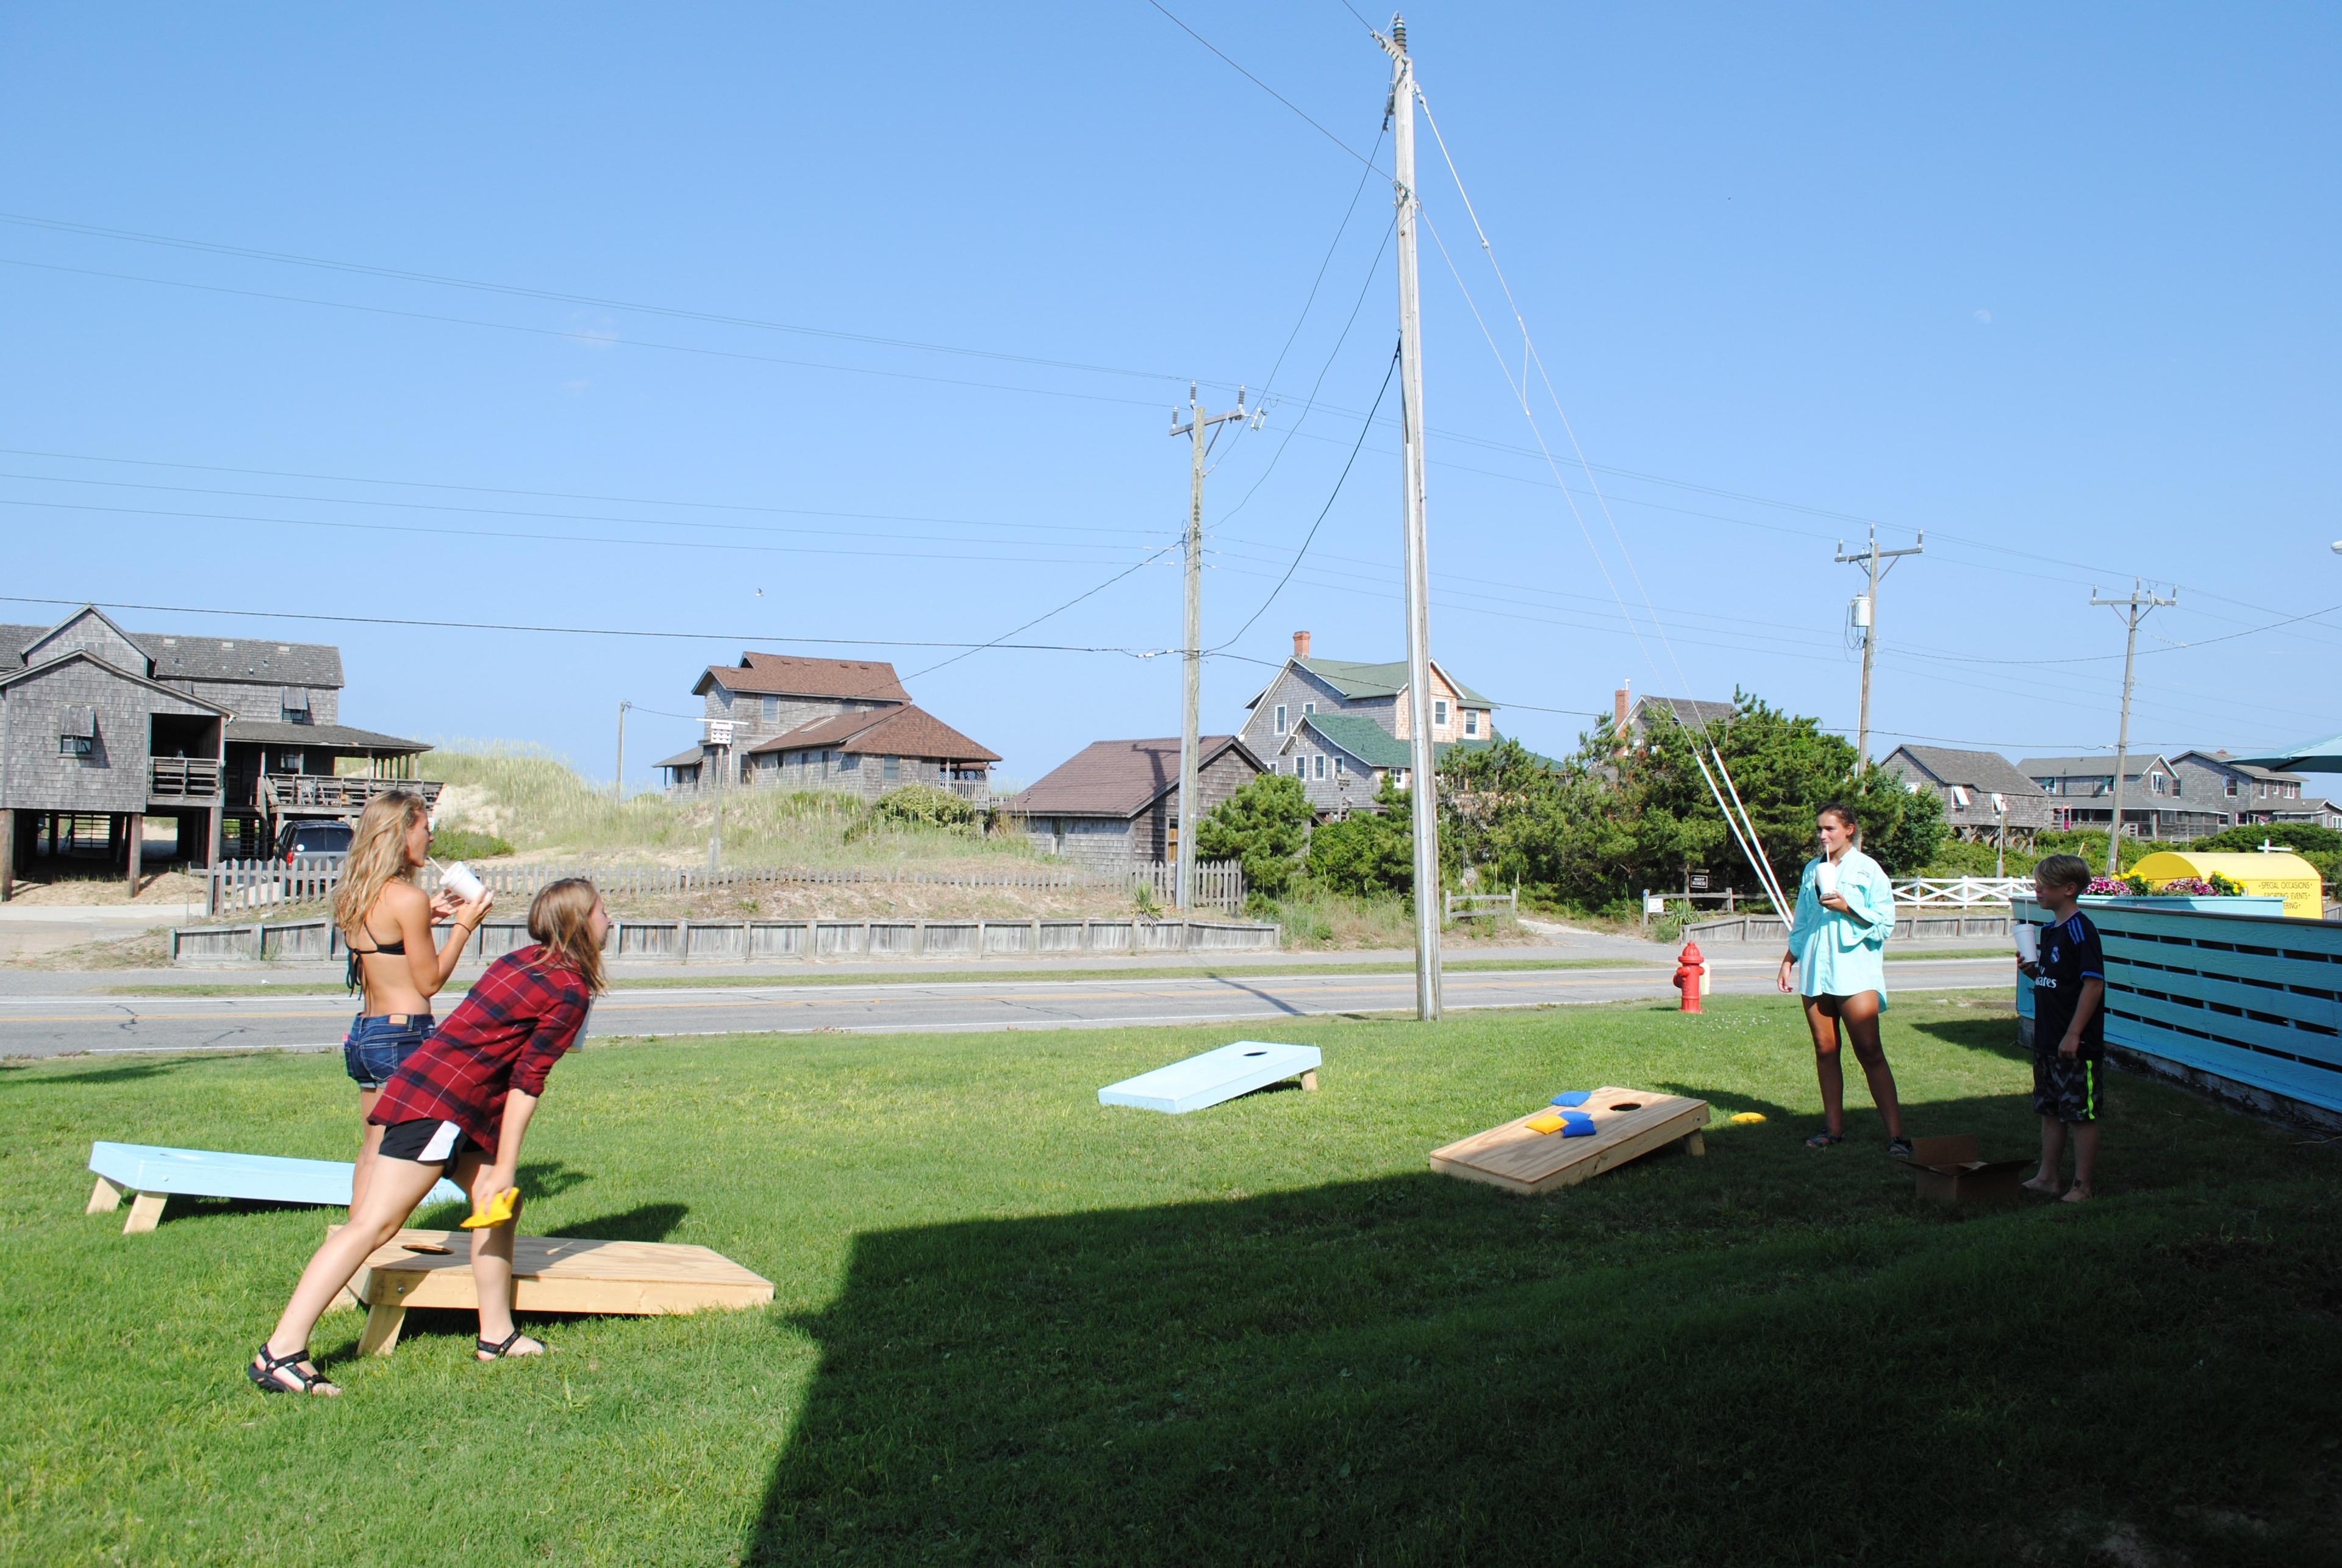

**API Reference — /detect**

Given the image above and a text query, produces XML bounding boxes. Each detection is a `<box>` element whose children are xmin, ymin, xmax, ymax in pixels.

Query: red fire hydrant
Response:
<box><xmin>1675</xmin><ymin>940</ymin><xmax>1706</xmax><ymax>1014</ymax></box>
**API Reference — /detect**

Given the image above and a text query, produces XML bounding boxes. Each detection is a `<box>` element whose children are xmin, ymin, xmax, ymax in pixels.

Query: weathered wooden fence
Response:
<box><xmin>203</xmin><ymin>856</ymin><xmax>1246</xmax><ymax>915</ymax></box>
<box><xmin>2016</xmin><ymin>895</ymin><xmax>2342</xmax><ymax>1123</ymax></box>
<box><xmin>171</xmin><ymin>914</ymin><xmax>1281</xmax><ymax>966</ymax></box>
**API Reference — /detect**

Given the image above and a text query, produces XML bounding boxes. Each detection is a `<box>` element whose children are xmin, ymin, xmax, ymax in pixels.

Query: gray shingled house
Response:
<box><xmin>1880</xmin><ymin>745</ymin><xmax>2053</xmax><ymax>845</ymax></box>
<box><xmin>656</xmin><ymin>651</ymin><xmax>997</xmax><ymax>804</ymax></box>
<box><xmin>1271</xmin><ymin>711</ymin><xmax>1514</xmax><ymax>815</ymax></box>
<box><xmin>2019</xmin><ymin>753</ymin><xmax>2226</xmax><ymax>841</ymax></box>
<box><xmin>0</xmin><ymin>605</ymin><xmax>433</xmax><ymax>897</ymax></box>
<box><xmin>1236</xmin><ymin>631</ymin><xmax>1495</xmax><ymax>773</ymax></box>
<box><xmin>1009</xmin><ymin>736</ymin><xmax>1262</xmax><ymax>869</ymax></box>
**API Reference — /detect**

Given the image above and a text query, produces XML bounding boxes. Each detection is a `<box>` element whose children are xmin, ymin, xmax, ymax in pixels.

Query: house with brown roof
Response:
<box><xmin>655</xmin><ymin>650</ymin><xmax>997</xmax><ymax>804</ymax></box>
<box><xmin>1007</xmin><ymin>736</ymin><xmax>1262</xmax><ymax>869</ymax></box>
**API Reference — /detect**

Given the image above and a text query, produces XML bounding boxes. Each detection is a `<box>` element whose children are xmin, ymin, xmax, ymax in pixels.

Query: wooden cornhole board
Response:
<box><xmin>349</xmin><ymin>1228</ymin><xmax>775</xmax><ymax>1356</ymax></box>
<box><xmin>85</xmin><ymin>1141</ymin><xmax>465</xmax><ymax>1234</ymax></box>
<box><xmin>1429</xmin><ymin>1087</ymin><xmax>1709</xmax><ymax>1196</ymax></box>
<box><xmin>1098</xmin><ymin>1040</ymin><xmax>1322</xmax><ymax>1114</ymax></box>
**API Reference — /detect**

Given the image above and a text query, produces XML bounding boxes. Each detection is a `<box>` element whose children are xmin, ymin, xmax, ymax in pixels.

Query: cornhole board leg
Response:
<box><xmin>1685</xmin><ymin>1131</ymin><xmax>1706</xmax><ymax>1156</ymax></box>
<box><xmin>357</xmin><ymin>1302</ymin><xmax>407</xmax><ymax>1357</ymax></box>
<box><xmin>87</xmin><ymin>1175</ymin><xmax>127</xmax><ymax>1214</ymax></box>
<box><xmin>123</xmin><ymin>1192</ymin><xmax>168</xmax><ymax>1233</ymax></box>
<box><xmin>1301</xmin><ymin>1070</ymin><xmax>1320</xmax><ymax>1092</ymax></box>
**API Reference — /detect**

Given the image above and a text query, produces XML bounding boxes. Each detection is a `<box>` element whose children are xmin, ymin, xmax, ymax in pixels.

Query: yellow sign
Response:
<box><xmin>2126</xmin><ymin>850</ymin><xmax>2325</xmax><ymax>920</ymax></box>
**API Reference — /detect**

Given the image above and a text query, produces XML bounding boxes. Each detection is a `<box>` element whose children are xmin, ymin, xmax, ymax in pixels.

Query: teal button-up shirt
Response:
<box><xmin>1787</xmin><ymin>847</ymin><xmax>1893</xmax><ymax>1003</ymax></box>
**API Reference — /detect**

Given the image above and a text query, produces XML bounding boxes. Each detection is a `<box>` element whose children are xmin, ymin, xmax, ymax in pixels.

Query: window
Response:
<box><xmin>280</xmin><ymin>687</ymin><xmax>311</xmax><ymax>725</ymax></box>
<box><xmin>1464</xmin><ymin>709</ymin><xmax>1479</xmax><ymax>737</ymax></box>
<box><xmin>1274</xmin><ymin>704</ymin><xmax>1287</xmax><ymax>736</ymax></box>
<box><xmin>1333</xmin><ymin>756</ymin><xmax>1346</xmax><ymax>775</ymax></box>
<box><xmin>1949</xmin><ymin>786</ymin><xmax>1970</xmax><ymax>808</ymax></box>
<box><xmin>2226</xmin><ymin>777</ymin><xmax>2239</xmax><ymax>797</ymax></box>
<box><xmin>1314</xmin><ymin>754</ymin><xmax>1327</xmax><ymax>780</ymax></box>
<box><xmin>276</xmin><ymin>751</ymin><xmax>304</xmax><ymax>772</ymax></box>
<box><xmin>57</xmin><ymin>704</ymin><xmax>95</xmax><ymax>756</ymax></box>
<box><xmin>762</xmin><ymin>695</ymin><xmax>778</xmax><ymax>722</ymax></box>
<box><xmin>2150</xmin><ymin>772</ymin><xmax>2167</xmax><ymax>795</ymax></box>
<box><xmin>883</xmin><ymin>755</ymin><xmax>900</xmax><ymax>780</ymax></box>
<box><xmin>1302</xmin><ymin>701</ymin><xmax>1315</xmax><ymax>717</ymax></box>
<box><xmin>840</xmin><ymin>753</ymin><xmax>859</xmax><ymax>771</ymax></box>
<box><xmin>1435</xmin><ymin>698</ymin><xmax>1449</xmax><ymax>728</ymax></box>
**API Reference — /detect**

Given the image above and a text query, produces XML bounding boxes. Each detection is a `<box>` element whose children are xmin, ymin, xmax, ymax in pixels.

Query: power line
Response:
<box><xmin>0</xmin><ymin>594</ymin><xmax>1169</xmax><ymax>658</ymax></box>
<box><xmin>0</xmin><ymin>495</ymin><xmax>1167</xmax><ymax>569</ymax></box>
<box><xmin>0</xmin><ymin>210</ymin><xmax>1200</xmax><ymax>389</ymax></box>
<box><xmin>0</xmin><ymin>256</ymin><xmax>1180</xmax><ymax>415</ymax></box>
<box><xmin>906</xmin><ymin>543</ymin><xmax>1183</xmax><ymax>681</ymax></box>
<box><xmin>1212</xmin><ymin>342</ymin><xmax>1400</xmax><ymax>650</ymax></box>
<box><xmin>1139</xmin><ymin>1</ymin><xmax>1381</xmax><ymax>170</ymax></box>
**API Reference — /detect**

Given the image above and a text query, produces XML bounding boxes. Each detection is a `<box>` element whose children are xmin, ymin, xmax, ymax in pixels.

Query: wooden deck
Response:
<box><xmin>349</xmin><ymin>1228</ymin><xmax>775</xmax><ymax>1356</ymax></box>
<box><xmin>1428</xmin><ymin>1087</ymin><xmax>1708</xmax><ymax>1197</ymax></box>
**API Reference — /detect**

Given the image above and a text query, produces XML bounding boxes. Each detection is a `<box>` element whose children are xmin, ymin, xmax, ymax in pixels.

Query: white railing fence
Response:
<box><xmin>204</xmin><ymin>856</ymin><xmax>1246</xmax><ymax>915</ymax></box>
<box><xmin>1892</xmin><ymin>877</ymin><xmax>2035</xmax><ymax>908</ymax></box>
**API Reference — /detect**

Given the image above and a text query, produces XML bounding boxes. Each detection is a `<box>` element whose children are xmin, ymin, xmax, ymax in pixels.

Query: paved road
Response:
<box><xmin>0</xmin><ymin>957</ymin><xmax>2010</xmax><ymax>1059</ymax></box>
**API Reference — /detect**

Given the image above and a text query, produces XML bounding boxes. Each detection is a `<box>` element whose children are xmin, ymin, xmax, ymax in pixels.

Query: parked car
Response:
<box><xmin>274</xmin><ymin>818</ymin><xmax>355</xmax><ymax>866</ymax></box>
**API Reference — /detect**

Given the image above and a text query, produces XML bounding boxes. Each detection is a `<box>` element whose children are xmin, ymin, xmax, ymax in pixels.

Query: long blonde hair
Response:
<box><xmin>528</xmin><ymin>878</ymin><xmax>607</xmax><ymax>995</ymax></box>
<box><xmin>332</xmin><ymin>790</ymin><xmax>429</xmax><ymax>939</ymax></box>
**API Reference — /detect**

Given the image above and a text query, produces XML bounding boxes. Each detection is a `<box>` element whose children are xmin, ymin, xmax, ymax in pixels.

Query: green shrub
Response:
<box><xmin>868</xmin><ymin>784</ymin><xmax>979</xmax><ymax>832</ymax></box>
<box><xmin>428</xmin><ymin>826</ymin><xmax>514</xmax><ymax>861</ymax></box>
<box><xmin>1305</xmin><ymin>787</ymin><xmax>1414</xmax><ymax>900</ymax></box>
<box><xmin>1197</xmin><ymin>775</ymin><xmax>1312</xmax><ymax>897</ymax></box>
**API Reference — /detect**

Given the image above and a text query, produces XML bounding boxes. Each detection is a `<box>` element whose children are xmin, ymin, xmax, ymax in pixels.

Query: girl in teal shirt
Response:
<box><xmin>1776</xmin><ymin>803</ymin><xmax>1911</xmax><ymax>1156</ymax></box>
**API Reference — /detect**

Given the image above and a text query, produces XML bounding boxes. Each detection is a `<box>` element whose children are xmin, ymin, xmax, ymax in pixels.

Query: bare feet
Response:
<box><xmin>2060</xmin><ymin>1184</ymin><xmax>2093</xmax><ymax>1203</ymax></box>
<box><xmin>2021</xmin><ymin>1173</ymin><xmax>2061</xmax><ymax>1196</ymax></box>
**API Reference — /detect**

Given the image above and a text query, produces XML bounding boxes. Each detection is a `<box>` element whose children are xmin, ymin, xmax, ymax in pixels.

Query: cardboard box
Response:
<box><xmin>1901</xmin><ymin>1134</ymin><xmax>2027</xmax><ymax>1204</ymax></box>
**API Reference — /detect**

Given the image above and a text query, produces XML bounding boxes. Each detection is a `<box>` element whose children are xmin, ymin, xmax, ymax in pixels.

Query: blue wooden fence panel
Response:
<box><xmin>2015</xmin><ymin>896</ymin><xmax>2342</xmax><ymax>1115</ymax></box>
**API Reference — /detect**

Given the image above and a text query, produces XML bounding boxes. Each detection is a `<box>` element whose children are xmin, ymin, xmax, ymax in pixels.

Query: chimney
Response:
<box><xmin>1293</xmin><ymin>630</ymin><xmax>1312</xmax><ymax>659</ymax></box>
<box><xmin>1614</xmin><ymin>681</ymin><xmax>1630</xmax><ymax>731</ymax></box>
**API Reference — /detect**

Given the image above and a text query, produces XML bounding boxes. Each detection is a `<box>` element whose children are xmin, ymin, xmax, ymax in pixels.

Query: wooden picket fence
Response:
<box><xmin>204</xmin><ymin>856</ymin><xmax>1245</xmax><ymax>915</ymax></box>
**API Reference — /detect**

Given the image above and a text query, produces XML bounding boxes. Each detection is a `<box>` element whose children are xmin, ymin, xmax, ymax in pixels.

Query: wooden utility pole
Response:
<box><xmin>1380</xmin><ymin>13</ymin><xmax>1442</xmax><ymax>1020</ymax></box>
<box><xmin>1167</xmin><ymin>382</ymin><xmax>1254</xmax><ymax>911</ymax></box>
<box><xmin>614</xmin><ymin>700</ymin><xmax>631</xmax><ymax>799</ymax></box>
<box><xmin>1835</xmin><ymin>524</ymin><xmax>1924</xmax><ymax>761</ymax></box>
<box><xmin>2093</xmin><ymin>579</ymin><xmax>2176</xmax><ymax>875</ymax></box>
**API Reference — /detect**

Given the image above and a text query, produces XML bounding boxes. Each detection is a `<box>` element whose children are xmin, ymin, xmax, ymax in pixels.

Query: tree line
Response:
<box><xmin>1197</xmin><ymin>693</ymin><xmax>1946</xmax><ymax>915</ymax></box>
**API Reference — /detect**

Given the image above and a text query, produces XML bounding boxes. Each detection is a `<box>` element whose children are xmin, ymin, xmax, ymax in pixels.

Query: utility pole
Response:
<box><xmin>1380</xmin><ymin>12</ymin><xmax>1442</xmax><ymax>1021</ymax></box>
<box><xmin>2093</xmin><ymin>579</ymin><xmax>2177</xmax><ymax>876</ymax></box>
<box><xmin>1835</xmin><ymin>524</ymin><xmax>1924</xmax><ymax>761</ymax></box>
<box><xmin>614</xmin><ymin>700</ymin><xmax>631</xmax><ymax>799</ymax></box>
<box><xmin>1167</xmin><ymin>382</ymin><xmax>1254</xmax><ymax>912</ymax></box>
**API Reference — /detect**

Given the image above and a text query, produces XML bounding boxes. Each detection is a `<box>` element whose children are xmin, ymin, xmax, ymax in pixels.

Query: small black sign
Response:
<box><xmin>1688</xmin><ymin>870</ymin><xmax>1712</xmax><ymax>892</ymax></box>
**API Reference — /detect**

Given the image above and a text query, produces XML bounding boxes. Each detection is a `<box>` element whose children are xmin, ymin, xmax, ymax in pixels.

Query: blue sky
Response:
<box><xmin>3</xmin><ymin>3</ymin><xmax>2335</xmax><ymax>789</ymax></box>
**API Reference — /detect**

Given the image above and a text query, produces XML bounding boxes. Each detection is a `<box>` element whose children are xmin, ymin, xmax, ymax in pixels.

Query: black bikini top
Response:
<box><xmin>345</xmin><ymin>931</ymin><xmax>408</xmax><ymax>993</ymax></box>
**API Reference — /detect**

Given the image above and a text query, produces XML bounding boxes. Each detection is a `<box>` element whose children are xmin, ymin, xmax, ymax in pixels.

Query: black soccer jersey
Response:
<box><xmin>2031</xmin><ymin>909</ymin><xmax>2106</xmax><ymax>1054</ymax></box>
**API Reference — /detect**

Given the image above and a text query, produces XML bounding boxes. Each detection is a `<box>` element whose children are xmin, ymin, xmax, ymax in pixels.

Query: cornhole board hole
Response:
<box><xmin>1902</xmin><ymin>1134</ymin><xmax>2027</xmax><ymax>1205</ymax></box>
<box><xmin>1429</xmin><ymin>1087</ymin><xmax>1709</xmax><ymax>1196</ymax></box>
<box><xmin>348</xmin><ymin>1228</ymin><xmax>775</xmax><ymax>1356</ymax></box>
<box><xmin>85</xmin><ymin>1142</ymin><xmax>464</xmax><ymax>1234</ymax></box>
<box><xmin>1098</xmin><ymin>1040</ymin><xmax>1322</xmax><ymax>1114</ymax></box>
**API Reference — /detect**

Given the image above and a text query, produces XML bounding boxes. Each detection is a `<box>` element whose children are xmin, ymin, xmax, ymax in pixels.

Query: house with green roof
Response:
<box><xmin>1239</xmin><ymin>632</ymin><xmax>1503</xmax><ymax>814</ymax></box>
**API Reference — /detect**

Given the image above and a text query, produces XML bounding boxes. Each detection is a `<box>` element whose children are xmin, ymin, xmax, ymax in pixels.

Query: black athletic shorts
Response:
<box><xmin>2031</xmin><ymin>1051</ymin><xmax>2103</xmax><ymax>1125</ymax></box>
<box><xmin>375</xmin><ymin>1117</ymin><xmax>483</xmax><ymax>1172</ymax></box>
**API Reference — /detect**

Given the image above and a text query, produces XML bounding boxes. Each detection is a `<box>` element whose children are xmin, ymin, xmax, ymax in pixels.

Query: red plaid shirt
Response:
<box><xmin>367</xmin><ymin>947</ymin><xmax>593</xmax><ymax>1162</ymax></box>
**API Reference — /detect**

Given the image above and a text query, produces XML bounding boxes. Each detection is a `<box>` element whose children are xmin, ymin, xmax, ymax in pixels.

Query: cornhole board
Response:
<box><xmin>348</xmin><ymin>1228</ymin><xmax>776</xmax><ymax>1356</ymax></box>
<box><xmin>1098</xmin><ymin>1040</ymin><xmax>1322</xmax><ymax>1114</ymax></box>
<box><xmin>1429</xmin><ymin>1087</ymin><xmax>1709</xmax><ymax>1196</ymax></box>
<box><xmin>85</xmin><ymin>1142</ymin><xmax>464</xmax><ymax>1234</ymax></box>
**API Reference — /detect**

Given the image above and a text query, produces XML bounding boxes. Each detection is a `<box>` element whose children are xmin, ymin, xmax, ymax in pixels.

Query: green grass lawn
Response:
<box><xmin>3</xmin><ymin>995</ymin><xmax>2335</xmax><ymax>1566</ymax></box>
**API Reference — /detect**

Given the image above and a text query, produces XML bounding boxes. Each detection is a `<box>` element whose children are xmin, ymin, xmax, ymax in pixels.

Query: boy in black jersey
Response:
<box><xmin>2018</xmin><ymin>854</ymin><xmax>2105</xmax><ymax>1201</ymax></box>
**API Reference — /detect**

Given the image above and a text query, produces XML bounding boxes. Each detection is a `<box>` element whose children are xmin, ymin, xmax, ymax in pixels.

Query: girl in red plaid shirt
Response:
<box><xmin>249</xmin><ymin>878</ymin><xmax>608</xmax><ymax>1395</ymax></box>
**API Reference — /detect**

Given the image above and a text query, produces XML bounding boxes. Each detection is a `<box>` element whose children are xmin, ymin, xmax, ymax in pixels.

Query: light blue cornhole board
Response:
<box><xmin>87</xmin><ymin>1141</ymin><xmax>465</xmax><ymax>1232</ymax></box>
<box><xmin>1098</xmin><ymin>1040</ymin><xmax>1323</xmax><ymax>1114</ymax></box>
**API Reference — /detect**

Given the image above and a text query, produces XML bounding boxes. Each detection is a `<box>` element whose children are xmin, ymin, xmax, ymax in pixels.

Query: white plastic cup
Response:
<box><xmin>1815</xmin><ymin>861</ymin><xmax>1839</xmax><ymax>898</ymax></box>
<box><xmin>2015</xmin><ymin>924</ymin><xmax>2039</xmax><ymax>963</ymax></box>
<box><xmin>442</xmin><ymin>862</ymin><xmax>486</xmax><ymax>903</ymax></box>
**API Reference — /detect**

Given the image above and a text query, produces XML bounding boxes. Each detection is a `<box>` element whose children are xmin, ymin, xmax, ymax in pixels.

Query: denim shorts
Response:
<box><xmin>343</xmin><ymin>1012</ymin><xmax>435</xmax><ymax>1090</ymax></box>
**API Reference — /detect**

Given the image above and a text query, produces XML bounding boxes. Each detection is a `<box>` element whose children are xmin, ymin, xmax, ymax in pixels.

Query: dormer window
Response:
<box><xmin>58</xmin><ymin>704</ymin><xmax>95</xmax><ymax>757</ymax></box>
<box><xmin>281</xmin><ymin>687</ymin><xmax>312</xmax><ymax>725</ymax></box>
